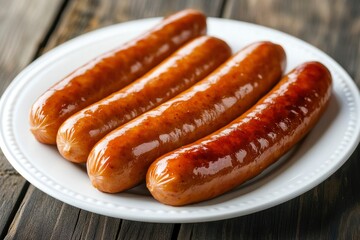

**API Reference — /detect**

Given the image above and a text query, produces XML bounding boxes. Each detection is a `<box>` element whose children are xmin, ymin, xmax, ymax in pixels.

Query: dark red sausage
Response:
<box><xmin>56</xmin><ymin>36</ymin><xmax>231</xmax><ymax>163</ymax></box>
<box><xmin>29</xmin><ymin>9</ymin><xmax>207</xmax><ymax>144</ymax></box>
<box><xmin>146</xmin><ymin>61</ymin><xmax>332</xmax><ymax>206</ymax></box>
<box><xmin>87</xmin><ymin>41</ymin><xmax>286</xmax><ymax>193</ymax></box>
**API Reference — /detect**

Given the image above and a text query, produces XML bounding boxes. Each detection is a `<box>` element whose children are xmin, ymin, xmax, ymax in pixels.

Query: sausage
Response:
<box><xmin>29</xmin><ymin>9</ymin><xmax>207</xmax><ymax>144</ymax></box>
<box><xmin>87</xmin><ymin>41</ymin><xmax>286</xmax><ymax>193</ymax></box>
<box><xmin>56</xmin><ymin>36</ymin><xmax>232</xmax><ymax>163</ymax></box>
<box><xmin>146</xmin><ymin>61</ymin><xmax>332</xmax><ymax>206</ymax></box>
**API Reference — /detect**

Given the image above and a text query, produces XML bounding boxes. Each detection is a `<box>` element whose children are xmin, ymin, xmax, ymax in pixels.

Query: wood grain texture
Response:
<box><xmin>5</xmin><ymin>186</ymin><xmax>64</xmax><ymax>240</ymax></box>
<box><xmin>223</xmin><ymin>0</ymin><xmax>360</xmax><ymax>87</ymax></box>
<box><xmin>43</xmin><ymin>0</ymin><xmax>224</xmax><ymax>52</ymax></box>
<box><xmin>178</xmin><ymin>199</ymin><xmax>302</xmax><ymax>239</ymax></box>
<box><xmin>49</xmin><ymin>202</ymin><xmax>122</xmax><ymax>240</ymax></box>
<box><xmin>0</xmin><ymin>0</ymin><xmax>63</xmax><ymax>238</ymax></box>
<box><xmin>0</xmin><ymin>0</ymin><xmax>63</xmax><ymax>95</ymax></box>
<box><xmin>116</xmin><ymin>221</ymin><xmax>174</xmax><ymax>240</ymax></box>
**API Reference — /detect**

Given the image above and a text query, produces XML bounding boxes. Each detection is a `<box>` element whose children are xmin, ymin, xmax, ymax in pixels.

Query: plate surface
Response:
<box><xmin>1</xmin><ymin>17</ymin><xmax>359</xmax><ymax>223</ymax></box>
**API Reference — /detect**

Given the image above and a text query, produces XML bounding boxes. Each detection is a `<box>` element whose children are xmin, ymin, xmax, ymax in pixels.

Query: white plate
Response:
<box><xmin>1</xmin><ymin>17</ymin><xmax>359</xmax><ymax>223</ymax></box>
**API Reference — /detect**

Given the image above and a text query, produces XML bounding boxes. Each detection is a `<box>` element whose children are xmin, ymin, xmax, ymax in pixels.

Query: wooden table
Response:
<box><xmin>1</xmin><ymin>0</ymin><xmax>359</xmax><ymax>239</ymax></box>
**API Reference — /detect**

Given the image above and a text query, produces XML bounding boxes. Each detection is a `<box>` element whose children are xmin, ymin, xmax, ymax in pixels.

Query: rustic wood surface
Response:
<box><xmin>0</xmin><ymin>0</ymin><xmax>359</xmax><ymax>239</ymax></box>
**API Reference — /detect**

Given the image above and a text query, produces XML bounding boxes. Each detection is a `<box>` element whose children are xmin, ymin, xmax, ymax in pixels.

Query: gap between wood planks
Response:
<box><xmin>32</xmin><ymin>0</ymin><xmax>70</xmax><ymax>60</ymax></box>
<box><xmin>0</xmin><ymin>182</ymin><xmax>29</xmax><ymax>240</ymax></box>
<box><xmin>218</xmin><ymin>0</ymin><xmax>228</xmax><ymax>17</ymax></box>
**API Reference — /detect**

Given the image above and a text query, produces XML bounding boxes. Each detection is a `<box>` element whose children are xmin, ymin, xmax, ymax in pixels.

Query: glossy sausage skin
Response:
<box><xmin>29</xmin><ymin>9</ymin><xmax>207</xmax><ymax>144</ymax></box>
<box><xmin>147</xmin><ymin>61</ymin><xmax>332</xmax><ymax>206</ymax></box>
<box><xmin>87</xmin><ymin>41</ymin><xmax>286</xmax><ymax>193</ymax></box>
<box><xmin>57</xmin><ymin>36</ymin><xmax>231</xmax><ymax>163</ymax></box>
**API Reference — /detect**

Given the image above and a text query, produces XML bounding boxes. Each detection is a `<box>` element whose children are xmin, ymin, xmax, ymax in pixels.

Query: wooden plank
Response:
<box><xmin>0</xmin><ymin>165</ymin><xmax>28</xmax><ymax>239</ymax></box>
<box><xmin>0</xmin><ymin>0</ymin><xmax>63</xmax><ymax>238</ymax></box>
<box><xmin>0</xmin><ymin>0</ymin><xmax>63</xmax><ymax>94</ymax></box>
<box><xmin>178</xmin><ymin>0</ymin><xmax>360</xmax><ymax>239</ymax></box>
<box><xmin>5</xmin><ymin>186</ymin><xmax>64</xmax><ymax>239</ymax></box>
<box><xmin>3</xmin><ymin>0</ymin><xmax>225</xmax><ymax>239</ymax></box>
<box><xmin>10</xmin><ymin>188</ymin><xmax>174</xmax><ymax>240</ymax></box>
<box><xmin>6</xmin><ymin>185</ymin><xmax>122</xmax><ymax>240</ymax></box>
<box><xmin>222</xmin><ymin>0</ymin><xmax>360</xmax><ymax>87</ymax></box>
<box><xmin>116</xmin><ymin>221</ymin><xmax>175</xmax><ymax>240</ymax></box>
<box><xmin>43</xmin><ymin>0</ymin><xmax>225</xmax><ymax>52</ymax></box>
<box><xmin>51</xmin><ymin>206</ymin><xmax>121</xmax><ymax>240</ymax></box>
<box><xmin>178</xmin><ymin>199</ymin><xmax>301</xmax><ymax>239</ymax></box>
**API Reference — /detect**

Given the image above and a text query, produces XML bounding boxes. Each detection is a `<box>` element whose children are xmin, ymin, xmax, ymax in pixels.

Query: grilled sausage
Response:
<box><xmin>87</xmin><ymin>41</ymin><xmax>286</xmax><ymax>193</ymax></box>
<box><xmin>29</xmin><ymin>9</ymin><xmax>207</xmax><ymax>144</ymax></box>
<box><xmin>56</xmin><ymin>36</ymin><xmax>231</xmax><ymax>163</ymax></box>
<box><xmin>146</xmin><ymin>61</ymin><xmax>332</xmax><ymax>206</ymax></box>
